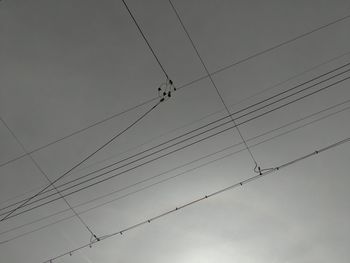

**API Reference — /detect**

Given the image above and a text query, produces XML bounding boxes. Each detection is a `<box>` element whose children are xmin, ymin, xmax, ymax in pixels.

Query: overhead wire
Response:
<box><xmin>0</xmin><ymin>4</ymin><xmax>343</xmax><ymax>260</ymax></box>
<box><xmin>1</xmin><ymin>49</ymin><xmax>349</xmax><ymax>210</ymax></box>
<box><xmin>50</xmin><ymin>50</ymin><xmax>350</xmax><ymax>179</ymax></box>
<box><xmin>168</xmin><ymin>0</ymin><xmax>260</xmax><ymax>170</ymax></box>
<box><xmin>0</xmin><ymin>100</ymin><xmax>163</xmax><ymax>222</ymax></box>
<box><xmin>1</xmin><ymin>96</ymin><xmax>349</xmax><ymax>245</ymax></box>
<box><xmin>2</xmin><ymin>69</ymin><xmax>349</xmax><ymax>220</ymax></box>
<box><xmin>210</xmin><ymin>13</ymin><xmax>350</xmax><ymax>77</ymax></box>
<box><xmin>7</xmin><ymin>65</ymin><xmax>347</xmax><ymax>198</ymax></box>
<box><xmin>1</xmin><ymin>66</ymin><xmax>349</xmax><ymax>216</ymax></box>
<box><xmin>0</xmin><ymin>118</ymin><xmax>100</xmax><ymax>240</ymax></box>
<box><xmin>0</xmin><ymin>57</ymin><xmax>349</xmax><ymax>221</ymax></box>
<box><xmin>41</xmin><ymin>136</ymin><xmax>350</xmax><ymax>263</ymax></box>
<box><xmin>35</xmin><ymin>7</ymin><xmax>350</xmax><ymax>260</ymax></box>
<box><xmin>2</xmin><ymin>0</ymin><xmax>175</xmax><ymax>222</ymax></box>
<box><xmin>121</xmin><ymin>0</ymin><xmax>170</xmax><ymax>80</ymax></box>
<box><xmin>0</xmin><ymin>97</ymin><xmax>158</xmax><ymax>170</ymax></box>
<box><xmin>1</xmin><ymin>13</ymin><xmax>350</xmax><ymax>171</ymax></box>
<box><xmin>1</xmin><ymin>64</ymin><xmax>347</xmax><ymax>214</ymax></box>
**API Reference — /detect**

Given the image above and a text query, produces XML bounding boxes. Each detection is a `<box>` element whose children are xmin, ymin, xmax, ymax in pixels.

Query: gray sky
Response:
<box><xmin>1</xmin><ymin>0</ymin><xmax>350</xmax><ymax>262</ymax></box>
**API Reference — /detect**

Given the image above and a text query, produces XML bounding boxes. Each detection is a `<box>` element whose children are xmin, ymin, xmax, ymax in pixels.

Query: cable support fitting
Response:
<box><xmin>254</xmin><ymin>163</ymin><xmax>274</xmax><ymax>175</ymax></box>
<box><xmin>158</xmin><ymin>78</ymin><xmax>175</xmax><ymax>102</ymax></box>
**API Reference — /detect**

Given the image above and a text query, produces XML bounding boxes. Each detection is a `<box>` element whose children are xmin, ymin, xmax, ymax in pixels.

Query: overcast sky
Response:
<box><xmin>1</xmin><ymin>0</ymin><xmax>350</xmax><ymax>262</ymax></box>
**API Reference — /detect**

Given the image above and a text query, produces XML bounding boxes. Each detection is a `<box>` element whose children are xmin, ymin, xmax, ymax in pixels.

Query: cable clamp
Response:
<box><xmin>254</xmin><ymin>163</ymin><xmax>262</xmax><ymax>175</ymax></box>
<box><xmin>158</xmin><ymin>78</ymin><xmax>176</xmax><ymax>102</ymax></box>
<box><xmin>90</xmin><ymin>234</ymin><xmax>100</xmax><ymax>244</ymax></box>
<box><xmin>254</xmin><ymin>163</ymin><xmax>274</xmax><ymax>175</ymax></box>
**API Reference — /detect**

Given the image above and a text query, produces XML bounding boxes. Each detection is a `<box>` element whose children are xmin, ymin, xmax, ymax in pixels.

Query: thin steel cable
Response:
<box><xmin>168</xmin><ymin>0</ymin><xmax>258</xmax><ymax>168</ymax></box>
<box><xmin>2</xmin><ymin>67</ymin><xmax>349</xmax><ymax>215</ymax></box>
<box><xmin>1</xmin><ymin>97</ymin><xmax>349</xmax><ymax>244</ymax></box>
<box><xmin>1</xmin><ymin>48</ymin><xmax>349</xmax><ymax>214</ymax></box>
<box><xmin>0</xmin><ymin>99</ymin><xmax>158</xmax><ymax>170</ymax></box>
<box><xmin>2</xmin><ymin>67</ymin><xmax>347</xmax><ymax>214</ymax></box>
<box><xmin>2</xmin><ymin>73</ymin><xmax>349</xmax><ymax>220</ymax></box>
<box><xmin>42</xmin><ymin>136</ymin><xmax>350</xmax><ymax>263</ymax></box>
<box><xmin>121</xmin><ymin>0</ymin><xmax>170</xmax><ymax>80</ymax></box>
<box><xmin>209</xmin><ymin>13</ymin><xmax>350</xmax><ymax>77</ymax></box>
<box><xmin>1</xmin><ymin>46</ymin><xmax>350</xmax><ymax>173</ymax></box>
<box><xmin>1</xmin><ymin>100</ymin><xmax>163</xmax><ymax>221</ymax></box>
<box><xmin>45</xmin><ymin>51</ymin><xmax>350</xmax><ymax>179</ymax></box>
<box><xmin>0</xmin><ymin>118</ymin><xmax>99</xmax><ymax>239</ymax></box>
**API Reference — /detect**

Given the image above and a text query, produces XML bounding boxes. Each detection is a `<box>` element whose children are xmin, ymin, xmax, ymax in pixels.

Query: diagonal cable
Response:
<box><xmin>1</xmin><ymin>97</ymin><xmax>349</xmax><ymax>245</ymax></box>
<box><xmin>0</xmin><ymin>117</ymin><xmax>100</xmax><ymax>240</ymax></box>
<box><xmin>0</xmin><ymin>100</ymin><xmax>162</xmax><ymax>221</ymax></box>
<box><xmin>121</xmin><ymin>0</ymin><xmax>170</xmax><ymax>80</ymax></box>
<box><xmin>168</xmin><ymin>0</ymin><xmax>260</xmax><ymax>168</ymax></box>
<box><xmin>43</xmin><ymin>136</ymin><xmax>350</xmax><ymax>263</ymax></box>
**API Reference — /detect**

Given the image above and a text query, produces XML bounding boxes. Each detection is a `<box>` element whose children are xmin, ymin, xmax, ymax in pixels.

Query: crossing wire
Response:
<box><xmin>1</xmin><ymin>65</ymin><xmax>348</xmax><ymax>214</ymax></box>
<box><xmin>42</xmin><ymin>136</ymin><xmax>350</xmax><ymax>263</ymax></box>
<box><xmin>1</xmin><ymin>97</ymin><xmax>349</xmax><ymax>245</ymax></box>
<box><xmin>168</xmin><ymin>0</ymin><xmax>259</xmax><ymax>168</ymax></box>
<box><xmin>0</xmin><ymin>100</ymin><xmax>163</xmax><ymax>221</ymax></box>
<box><xmin>1</xmin><ymin>13</ymin><xmax>350</xmax><ymax>171</ymax></box>
<box><xmin>1</xmin><ymin>49</ymin><xmax>350</xmax><ymax>212</ymax></box>
<box><xmin>0</xmin><ymin>118</ymin><xmax>100</xmax><ymax>240</ymax></box>
<box><xmin>2</xmin><ymin>71</ymin><xmax>349</xmax><ymax>221</ymax></box>
<box><xmin>2</xmin><ymin>65</ymin><xmax>349</xmax><ymax>215</ymax></box>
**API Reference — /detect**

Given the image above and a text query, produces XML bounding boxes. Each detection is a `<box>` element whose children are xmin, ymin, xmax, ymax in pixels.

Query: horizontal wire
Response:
<box><xmin>2</xmin><ymin>72</ymin><xmax>349</xmax><ymax>220</ymax></box>
<box><xmin>1</xmin><ymin>101</ymin><xmax>163</xmax><ymax>222</ymax></box>
<box><xmin>2</xmin><ymin>68</ymin><xmax>349</xmax><ymax>216</ymax></box>
<box><xmin>43</xmin><ymin>136</ymin><xmax>350</xmax><ymax>263</ymax></box>
<box><xmin>45</xmin><ymin>50</ymin><xmax>350</xmax><ymax>180</ymax></box>
<box><xmin>1</xmin><ymin>97</ymin><xmax>349</xmax><ymax>243</ymax></box>
<box><xmin>2</xmin><ymin>49</ymin><xmax>349</xmax><ymax>210</ymax></box>
<box><xmin>1</xmin><ymin>63</ymin><xmax>349</xmax><ymax>211</ymax></box>
<box><xmin>1</xmin><ymin>14</ymin><xmax>350</xmax><ymax>172</ymax></box>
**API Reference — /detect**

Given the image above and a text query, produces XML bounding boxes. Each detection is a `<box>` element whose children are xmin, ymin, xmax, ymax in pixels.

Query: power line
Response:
<box><xmin>121</xmin><ymin>0</ymin><xmax>170</xmax><ymax>80</ymax></box>
<box><xmin>168</xmin><ymin>0</ymin><xmax>260</xmax><ymax>169</ymax></box>
<box><xmin>0</xmin><ymin>118</ymin><xmax>100</xmax><ymax>240</ymax></box>
<box><xmin>42</xmin><ymin>136</ymin><xmax>350</xmax><ymax>263</ymax></box>
<box><xmin>209</xmin><ymin>13</ymin><xmax>350</xmax><ymax>77</ymax></box>
<box><xmin>1</xmin><ymin>97</ymin><xmax>349</xmax><ymax>244</ymax></box>
<box><xmin>1</xmin><ymin>16</ymin><xmax>350</xmax><ymax>172</ymax></box>
<box><xmin>1</xmin><ymin>66</ymin><xmax>346</xmax><ymax>215</ymax></box>
<box><xmin>2</xmin><ymin>71</ymin><xmax>349</xmax><ymax>220</ymax></box>
<box><xmin>2</xmin><ymin>67</ymin><xmax>349</xmax><ymax>216</ymax></box>
<box><xmin>54</xmin><ymin>50</ymin><xmax>350</xmax><ymax>180</ymax></box>
<box><xmin>1</xmin><ymin>51</ymin><xmax>349</xmax><ymax>213</ymax></box>
<box><xmin>0</xmin><ymin>100</ymin><xmax>163</xmax><ymax>222</ymax></box>
<box><xmin>0</xmin><ymin>97</ymin><xmax>158</xmax><ymax>169</ymax></box>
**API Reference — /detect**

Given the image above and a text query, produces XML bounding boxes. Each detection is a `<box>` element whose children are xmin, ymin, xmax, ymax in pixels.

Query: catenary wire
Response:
<box><xmin>2</xmin><ymin>72</ymin><xmax>349</xmax><ymax>220</ymax></box>
<box><xmin>0</xmin><ymin>100</ymin><xmax>163</xmax><ymax>222</ymax></box>
<box><xmin>1</xmin><ymin>14</ymin><xmax>350</xmax><ymax>172</ymax></box>
<box><xmin>1</xmin><ymin>65</ymin><xmax>348</xmax><ymax>214</ymax></box>
<box><xmin>1</xmin><ymin>67</ymin><xmax>349</xmax><ymax>215</ymax></box>
<box><xmin>41</xmin><ymin>136</ymin><xmax>350</xmax><ymax>263</ymax></box>
<box><xmin>1</xmin><ymin>97</ymin><xmax>349</xmax><ymax>244</ymax></box>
